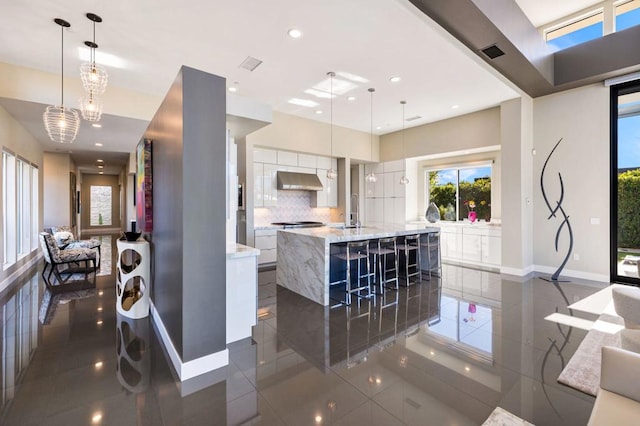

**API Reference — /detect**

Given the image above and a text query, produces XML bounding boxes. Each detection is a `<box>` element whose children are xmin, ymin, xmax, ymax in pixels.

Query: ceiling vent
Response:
<box><xmin>239</xmin><ymin>56</ymin><xmax>263</xmax><ymax>72</ymax></box>
<box><xmin>480</xmin><ymin>44</ymin><xmax>505</xmax><ymax>60</ymax></box>
<box><xmin>406</xmin><ymin>115</ymin><xmax>422</xmax><ymax>122</ymax></box>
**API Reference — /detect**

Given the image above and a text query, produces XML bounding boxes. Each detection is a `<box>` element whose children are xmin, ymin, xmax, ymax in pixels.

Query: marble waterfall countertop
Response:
<box><xmin>277</xmin><ymin>224</ymin><xmax>441</xmax><ymax>306</ymax></box>
<box><xmin>226</xmin><ymin>243</ymin><xmax>260</xmax><ymax>259</ymax></box>
<box><xmin>279</xmin><ymin>223</ymin><xmax>441</xmax><ymax>243</ymax></box>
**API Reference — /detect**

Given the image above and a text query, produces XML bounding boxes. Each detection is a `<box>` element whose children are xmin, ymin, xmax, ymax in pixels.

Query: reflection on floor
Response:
<box><xmin>0</xmin><ymin>238</ymin><xmax>608</xmax><ymax>425</ymax></box>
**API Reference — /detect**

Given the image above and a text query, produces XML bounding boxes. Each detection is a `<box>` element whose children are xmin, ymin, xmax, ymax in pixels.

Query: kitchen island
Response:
<box><xmin>276</xmin><ymin>224</ymin><xmax>440</xmax><ymax>305</ymax></box>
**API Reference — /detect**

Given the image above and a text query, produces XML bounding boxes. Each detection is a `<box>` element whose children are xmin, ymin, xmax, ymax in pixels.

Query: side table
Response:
<box><xmin>116</xmin><ymin>238</ymin><xmax>150</xmax><ymax>319</ymax></box>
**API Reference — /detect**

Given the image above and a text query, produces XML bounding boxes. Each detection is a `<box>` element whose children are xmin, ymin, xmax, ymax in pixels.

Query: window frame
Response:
<box><xmin>425</xmin><ymin>161</ymin><xmax>493</xmax><ymax>222</ymax></box>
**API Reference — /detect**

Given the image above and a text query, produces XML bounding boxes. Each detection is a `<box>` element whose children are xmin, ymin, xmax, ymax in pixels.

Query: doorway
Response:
<box><xmin>611</xmin><ymin>81</ymin><xmax>640</xmax><ymax>284</ymax></box>
<box><xmin>81</xmin><ymin>174</ymin><xmax>121</xmax><ymax>234</ymax></box>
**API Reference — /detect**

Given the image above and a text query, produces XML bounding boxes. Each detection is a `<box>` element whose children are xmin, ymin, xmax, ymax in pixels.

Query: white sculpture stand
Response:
<box><xmin>116</xmin><ymin>238</ymin><xmax>150</xmax><ymax>319</ymax></box>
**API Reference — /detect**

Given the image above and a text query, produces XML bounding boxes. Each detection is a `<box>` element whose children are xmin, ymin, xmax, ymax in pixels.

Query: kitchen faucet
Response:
<box><xmin>350</xmin><ymin>193</ymin><xmax>361</xmax><ymax>228</ymax></box>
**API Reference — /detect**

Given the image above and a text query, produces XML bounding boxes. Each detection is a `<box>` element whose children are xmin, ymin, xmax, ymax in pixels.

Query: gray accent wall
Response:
<box><xmin>145</xmin><ymin>66</ymin><xmax>227</xmax><ymax>363</ymax></box>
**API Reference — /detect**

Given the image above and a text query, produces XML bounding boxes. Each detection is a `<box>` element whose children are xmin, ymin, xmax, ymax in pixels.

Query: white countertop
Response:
<box><xmin>226</xmin><ymin>243</ymin><xmax>260</xmax><ymax>259</ymax></box>
<box><xmin>408</xmin><ymin>220</ymin><xmax>501</xmax><ymax>229</ymax></box>
<box><xmin>279</xmin><ymin>224</ymin><xmax>440</xmax><ymax>243</ymax></box>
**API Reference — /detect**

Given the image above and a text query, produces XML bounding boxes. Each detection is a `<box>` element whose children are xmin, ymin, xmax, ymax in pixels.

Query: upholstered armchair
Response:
<box><xmin>49</xmin><ymin>226</ymin><xmax>102</xmax><ymax>267</ymax></box>
<box><xmin>39</xmin><ymin>232</ymin><xmax>97</xmax><ymax>289</ymax></box>
<box><xmin>588</xmin><ymin>346</ymin><xmax>640</xmax><ymax>425</ymax></box>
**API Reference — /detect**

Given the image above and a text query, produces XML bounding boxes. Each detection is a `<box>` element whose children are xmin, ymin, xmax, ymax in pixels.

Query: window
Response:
<box><xmin>616</xmin><ymin>0</ymin><xmax>640</xmax><ymax>31</ymax></box>
<box><xmin>31</xmin><ymin>166</ymin><xmax>38</xmax><ymax>251</ymax></box>
<box><xmin>3</xmin><ymin>152</ymin><xmax>16</xmax><ymax>267</ymax></box>
<box><xmin>90</xmin><ymin>185</ymin><xmax>112</xmax><ymax>226</ymax></box>
<box><xmin>3</xmin><ymin>152</ymin><xmax>38</xmax><ymax>269</ymax></box>
<box><xmin>427</xmin><ymin>164</ymin><xmax>492</xmax><ymax>222</ymax></box>
<box><xmin>17</xmin><ymin>159</ymin><xmax>30</xmax><ymax>256</ymax></box>
<box><xmin>545</xmin><ymin>11</ymin><xmax>604</xmax><ymax>51</ymax></box>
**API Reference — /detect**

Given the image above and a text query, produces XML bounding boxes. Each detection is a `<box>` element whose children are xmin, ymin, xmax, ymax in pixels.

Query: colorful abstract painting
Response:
<box><xmin>136</xmin><ymin>139</ymin><xmax>153</xmax><ymax>232</ymax></box>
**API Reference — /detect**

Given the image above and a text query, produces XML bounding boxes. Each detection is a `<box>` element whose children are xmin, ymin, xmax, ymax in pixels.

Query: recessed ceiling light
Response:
<box><xmin>95</xmin><ymin>143</ymin><xmax>103</xmax><ymax>147</ymax></box>
<box><xmin>347</xmin><ymin>96</ymin><xmax>356</xmax><ymax>101</ymax></box>
<box><xmin>389</xmin><ymin>76</ymin><xmax>401</xmax><ymax>83</ymax></box>
<box><xmin>452</xmin><ymin>105</ymin><xmax>460</xmax><ymax>109</ymax></box>
<box><xmin>98</xmin><ymin>291</ymin><xmax>103</xmax><ymax>296</ymax></box>
<box><xmin>228</xmin><ymin>86</ymin><xmax>237</xmax><ymax>93</ymax></box>
<box><xmin>287</xmin><ymin>28</ymin><xmax>303</xmax><ymax>39</ymax></box>
<box><xmin>315</xmin><ymin>110</ymin><xmax>323</xmax><ymax>115</ymax></box>
<box><xmin>92</xmin><ymin>123</ymin><xmax>102</xmax><ymax>128</ymax></box>
<box><xmin>288</xmin><ymin>98</ymin><xmax>319</xmax><ymax>108</ymax></box>
<box><xmin>376</xmin><ymin>126</ymin><xmax>382</xmax><ymax>130</ymax></box>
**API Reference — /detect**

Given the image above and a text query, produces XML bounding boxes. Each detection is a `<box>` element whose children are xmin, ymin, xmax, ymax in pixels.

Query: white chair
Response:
<box><xmin>588</xmin><ymin>346</ymin><xmax>640</xmax><ymax>425</ymax></box>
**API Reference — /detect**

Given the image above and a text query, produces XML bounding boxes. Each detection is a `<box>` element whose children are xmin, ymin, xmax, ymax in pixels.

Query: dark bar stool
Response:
<box><xmin>332</xmin><ymin>240</ymin><xmax>372</xmax><ymax>305</ymax></box>
<box><xmin>369</xmin><ymin>237</ymin><xmax>399</xmax><ymax>294</ymax></box>
<box><xmin>397</xmin><ymin>234</ymin><xmax>422</xmax><ymax>286</ymax></box>
<box><xmin>419</xmin><ymin>231</ymin><xmax>442</xmax><ymax>279</ymax></box>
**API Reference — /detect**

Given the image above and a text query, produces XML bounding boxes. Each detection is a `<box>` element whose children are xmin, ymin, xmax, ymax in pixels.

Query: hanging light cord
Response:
<box><xmin>370</xmin><ymin>89</ymin><xmax>374</xmax><ymax>160</ymax></box>
<box><xmin>60</xmin><ymin>23</ymin><xmax>64</xmax><ymax>107</ymax></box>
<box><xmin>329</xmin><ymin>72</ymin><xmax>334</xmax><ymax>158</ymax></box>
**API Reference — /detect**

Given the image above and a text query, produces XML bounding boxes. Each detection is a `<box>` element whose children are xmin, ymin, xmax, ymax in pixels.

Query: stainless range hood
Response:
<box><xmin>276</xmin><ymin>171</ymin><xmax>323</xmax><ymax>191</ymax></box>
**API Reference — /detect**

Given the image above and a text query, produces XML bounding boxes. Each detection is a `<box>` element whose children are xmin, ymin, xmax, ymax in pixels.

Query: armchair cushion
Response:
<box><xmin>588</xmin><ymin>346</ymin><xmax>640</xmax><ymax>425</ymax></box>
<box><xmin>53</xmin><ymin>231</ymin><xmax>74</xmax><ymax>248</ymax></box>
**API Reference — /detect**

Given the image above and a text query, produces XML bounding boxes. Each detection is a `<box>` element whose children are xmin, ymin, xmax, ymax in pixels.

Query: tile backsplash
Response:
<box><xmin>254</xmin><ymin>190</ymin><xmax>332</xmax><ymax>226</ymax></box>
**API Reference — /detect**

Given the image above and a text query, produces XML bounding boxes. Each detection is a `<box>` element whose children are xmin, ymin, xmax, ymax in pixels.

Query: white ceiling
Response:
<box><xmin>0</xmin><ymin>0</ymin><xmax>528</xmax><ymax>169</ymax></box>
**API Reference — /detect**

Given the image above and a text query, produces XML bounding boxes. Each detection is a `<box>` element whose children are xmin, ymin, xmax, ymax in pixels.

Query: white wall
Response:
<box><xmin>379</xmin><ymin>107</ymin><xmax>500</xmax><ymax>160</ymax></box>
<box><xmin>533</xmin><ymin>84</ymin><xmax>610</xmax><ymax>281</ymax></box>
<box><xmin>43</xmin><ymin>153</ymin><xmax>72</xmax><ymax>229</ymax></box>
<box><xmin>247</xmin><ymin>111</ymin><xmax>377</xmax><ymax>162</ymax></box>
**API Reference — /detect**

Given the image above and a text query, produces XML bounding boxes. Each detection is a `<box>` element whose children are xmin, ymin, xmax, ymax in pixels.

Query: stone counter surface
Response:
<box><xmin>277</xmin><ymin>224</ymin><xmax>440</xmax><ymax>305</ymax></box>
<box><xmin>279</xmin><ymin>224</ymin><xmax>441</xmax><ymax>243</ymax></box>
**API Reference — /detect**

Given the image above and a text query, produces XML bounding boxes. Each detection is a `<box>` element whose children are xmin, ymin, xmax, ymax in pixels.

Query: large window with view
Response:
<box><xmin>3</xmin><ymin>151</ymin><xmax>38</xmax><ymax>270</ymax></box>
<box><xmin>427</xmin><ymin>165</ymin><xmax>491</xmax><ymax>222</ymax></box>
<box><xmin>616</xmin><ymin>0</ymin><xmax>640</xmax><ymax>31</ymax></box>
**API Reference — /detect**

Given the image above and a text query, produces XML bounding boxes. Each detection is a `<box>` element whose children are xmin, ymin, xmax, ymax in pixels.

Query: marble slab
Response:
<box><xmin>226</xmin><ymin>243</ymin><xmax>260</xmax><ymax>259</ymax></box>
<box><xmin>278</xmin><ymin>224</ymin><xmax>441</xmax><ymax>243</ymax></box>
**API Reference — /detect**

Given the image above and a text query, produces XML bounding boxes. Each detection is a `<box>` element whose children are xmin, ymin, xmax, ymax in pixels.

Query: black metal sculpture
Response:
<box><xmin>540</xmin><ymin>138</ymin><xmax>573</xmax><ymax>281</ymax></box>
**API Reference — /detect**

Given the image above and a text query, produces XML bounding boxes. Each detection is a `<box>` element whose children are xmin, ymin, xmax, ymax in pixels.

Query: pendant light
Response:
<box><xmin>399</xmin><ymin>101</ymin><xmax>409</xmax><ymax>185</ymax></box>
<box><xmin>79</xmin><ymin>13</ymin><xmax>106</xmax><ymax>122</ymax></box>
<box><xmin>43</xmin><ymin>18</ymin><xmax>80</xmax><ymax>144</ymax></box>
<box><xmin>326</xmin><ymin>71</ymin><xmax>338</xmax><ymax>180</ymax></box>
<box><xmin>80</xmin><ymin>13</ymin><xmax>108</xmax><ymax>95</ymax></box>
<box><xmin>365</xmin><ymin>88</ymin><xmax>377</xmax><ymax>183</ymax></box>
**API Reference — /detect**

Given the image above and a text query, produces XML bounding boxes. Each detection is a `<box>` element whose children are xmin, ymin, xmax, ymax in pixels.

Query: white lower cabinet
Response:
<box><xmin>439</xmin><ymin>224</ymin><xmax>501</xmax><ymax>268</ymax></box>
<box><xmin>255</xmin><ymin>229</ymin><xmax>277</xmax><ymax>265</ymax></box>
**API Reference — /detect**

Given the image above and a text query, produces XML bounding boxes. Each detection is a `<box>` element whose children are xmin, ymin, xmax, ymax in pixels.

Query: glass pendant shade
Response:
<box><xmin>43</xmin><ymin>18</ymin><xmax>80</xmax><ymax>144</ymax></box>
<box><xmin>79</xmin><ymin>94</ymin><xmax>103</xmax><ymax>122</ymax></box>
<box><xmin>43</xmin><ymin>105</ymin><xmax>80</xmax><ymax>144</ymax></box>
<box><xmin>399</xmin><ymin>175</ymin><xmax>409</xmax><ymax>185</ymax></box>
<box><xmin>80</xmin><ymin>62</ymin><xmax>108</xmax><ymax>95</ymax></box>
<box><xmin>327</xmin><ymin>168</ymin><xmax>338</xmax><ymax>180</ymax></box>
<box><xmin>365</xmin><ymin>172</ymin><xmax>377</xmax><ymax>183</ymax></box>
<box><xmin>366</xmin><ymin>87</ymin><xmax>377</xmax><ymax>184</ymax></box>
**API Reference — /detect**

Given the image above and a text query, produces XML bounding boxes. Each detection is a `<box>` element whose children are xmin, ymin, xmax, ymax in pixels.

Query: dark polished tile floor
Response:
<box><xmin>0</xmin><ymin>236</ymin><xmax>607</xmax><ymax>425</ymax></box>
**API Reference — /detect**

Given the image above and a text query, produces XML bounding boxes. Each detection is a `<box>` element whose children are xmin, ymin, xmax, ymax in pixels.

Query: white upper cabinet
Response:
<box><xmin>254</xmin><ymin>148</ymin><xmax>277</xmax><ymax>164</ymax></box>
<box><xmin>317</xmin><ymin>156</ymin><xmax>332</xmax><ymax>170</ymax></box>
<box><xmin>254</xmin><ymin>162</ymin><xmax>264</xmax><ymax>207</ymax></box>
<box><xmin>298</xmin><ymin>154</ymin><xmax>317</xmax><ymax>169</ymax></box>
<box><xmin>393</xmin><ymin>171</ymin><xmax>406</xmax><ymax>198</ymax></box>
<box><xmin>263</xmin><ymin>163</ymin><xmax>278</xmax><ymax>206</ymax></box>
<box><xmin>277</xmin><ymin>151</ymin><xmax>298</xmax><ymax>166</ymax></box>
<box><xmin>383</xmin><ymin>172</ymin><xmax>395</xmax><ymax>198</ymax></box>
<box><xmin>384</xmin><ymin>160</ymin><xmax>404</xmax><ymax>173</ymax></box>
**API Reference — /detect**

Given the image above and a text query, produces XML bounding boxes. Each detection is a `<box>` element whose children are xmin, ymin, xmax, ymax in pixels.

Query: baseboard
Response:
<box><xmin>500</xmin><ymin>265</ymin><xmax>535</xmax><ymax>277</ymax></box>
<box><xmin>533</xmin><ymin>265</ymin><xmax>609</xmax><ymax>284</ymax></box>
<box><xmin>149</xmin><ymin>299</ymin><xmax>229</xmax><ymax>381</ymax></box>
<box><xmin>0</xmin><ymin>253</ymin><xmax>42</xmax><ymax>294</ymax></box>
